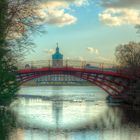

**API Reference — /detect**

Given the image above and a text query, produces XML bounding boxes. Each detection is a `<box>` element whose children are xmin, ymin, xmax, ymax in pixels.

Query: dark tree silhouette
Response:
<box><xmin>115</xmin><ymin>41</ymin><xmax>140</xmax><ymax>105</ymax></box>
<box><xmin>115</xmin><ymin>41</ymin><xmax>140</xmax><ymax>77</ymax></box>
<box><xmin>0</xmin><ymin>0</ymin><xmax>45</xmax><ymax>105</ymax></box>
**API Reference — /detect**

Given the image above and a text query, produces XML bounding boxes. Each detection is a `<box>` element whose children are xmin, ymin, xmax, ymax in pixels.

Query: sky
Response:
<box><xmin>25</xmin><ymin>0</ymin><xmax>140</xmax><ymax>62</ymax></box>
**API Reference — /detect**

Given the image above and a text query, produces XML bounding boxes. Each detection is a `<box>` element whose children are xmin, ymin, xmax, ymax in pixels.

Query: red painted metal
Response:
<box><xmin>17</xmin><ymin>67</ymin><xmax>132</xmax><ymax>97</ymax></box>
<box><xmin>17</xmin><ymin>67</ymin><xmax>133</xmax><ymax>79</ymax></box>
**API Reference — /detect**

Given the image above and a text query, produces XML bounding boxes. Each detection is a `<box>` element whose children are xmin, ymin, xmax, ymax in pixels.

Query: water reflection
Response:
<box><xmin>11</xmin><ymin>98</ymin><xmax>140</xmax><ymax>140</ymax></box>
<box><xmin>52</xmin><ymin>99</ymin><xmax>63</xmax><ymax>128</ymax></box>
<box><xmin>1</xmin><ymin>86</ymin><xmax>140</xmax><ymax>140</ymax></box>
<box><xmin>0</xmin><ymin>108</ymin><xmax>17</xmax><ymax>140</ymax></box>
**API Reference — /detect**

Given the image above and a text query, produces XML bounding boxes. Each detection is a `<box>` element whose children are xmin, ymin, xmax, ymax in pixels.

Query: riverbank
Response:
<box><xmin>106</xmin><ymin>93</ymin><xmax>140</xmax><ymax>106</ymax></box>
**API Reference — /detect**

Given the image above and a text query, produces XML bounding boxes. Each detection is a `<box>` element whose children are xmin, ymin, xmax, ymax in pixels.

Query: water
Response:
<box><xmin>1</xmin><ymin>86</ymin><xmax>140</xmax><ymax>140</ymax></box>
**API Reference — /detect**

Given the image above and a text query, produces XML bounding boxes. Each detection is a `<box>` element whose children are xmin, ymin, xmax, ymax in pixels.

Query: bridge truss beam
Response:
<box><xmin>16</xmin><ymin>68</ymin><xmax>132</xmax><ymax>97</ymax></box>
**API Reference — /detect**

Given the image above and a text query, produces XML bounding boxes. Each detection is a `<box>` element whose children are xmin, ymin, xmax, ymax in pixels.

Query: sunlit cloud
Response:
<box><xmin>99</xmin><ymin>0</ymin><xmax>140</xmax><ymax>26</ymax></box>
<box><xmin>87</xmin><ymin>47</ymin><xmax>99</xmax><ymax>54</ymax></box>
<box><xmin>42</xmin><ymin>0</ymin><xmax>89</xmax><ymax>7</ymax></box>
<box><xmin>73</xmin><ymin>0</ymin><xmax>89</xmax><ymax>6</ymax></box>
<box><xmin>100</xmin><ymin>0</ymin><xmax>140</xmax><ymax>9</ymax></box>
<box><xmin>99</xmin><ymin>8</ymin><xmax>140</xmax><ymax>26</ymax></box>
<box><xmin>44</xmin><ymin>49</ymin><xmax>55</xmax><ymax>55</ymax></box>
<box><xmin>37</xmin><ymin>9</ymin><xmax>77</xmax><ymax>27</ymax></box>
<box><xmin>35</xmin><ymin>0</ymin><xmax>89</xmax><ymax>27</ymax></box>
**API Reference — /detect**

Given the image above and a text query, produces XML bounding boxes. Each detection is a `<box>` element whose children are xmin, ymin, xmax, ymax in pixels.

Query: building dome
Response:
<box><xmin>52</xmin><ymin>46</ymin><xmax>63</xmax><ymax>60</ymax></box>
<box><xmin>52</xmin><ymin>43</ymin><xmax>63</xmax><ymax>68</ymax></box>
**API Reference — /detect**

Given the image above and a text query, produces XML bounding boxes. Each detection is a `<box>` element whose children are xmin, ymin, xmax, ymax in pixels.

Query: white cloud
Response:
<box><xmin>100</xmin><ymin>0</ymin><xmax>140</xmax><ymax>9</ymax></box>
<box><xmin>37</xmin><ymin>9</ymin><xmax>77</xmax><ymax>26</ymax></box>
<box><xmin>99</xmin><ymin>8</ymin><xmax>140</xmax><ymax>26</ymax></box>
<box><xmin>74</xmin><ymin>0</ymin><xmax>89</xmax><ymax>6</ymax></box>
<box><xmin>42</xmin><ymin>0</ymin><xmax>89</xmax><ymax>7</ymax></box>
<box><xmin>87</xmin><ymin>47</ymin><xmax>99</xmax><ymax>54</ymax></box>
<box><xmin>38</xmin><ymin>1</ymin><xmax>69</xmax><ymax>9</ymax></box>
<box><xmin>44</xmin><ymin>49</ymin><xmax>55</xmax><ymax>54</ymax></box>
<box><xmin>35</xmin><ymin>0</ymin><xmax>88</xmax><ymax>27</ymax></box>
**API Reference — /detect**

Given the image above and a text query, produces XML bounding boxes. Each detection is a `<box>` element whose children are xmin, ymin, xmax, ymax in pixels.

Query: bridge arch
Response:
<box><xmin>16</xmin><ymin>68</ymin><xmax>131</xmax><ymax>97</ymax></box>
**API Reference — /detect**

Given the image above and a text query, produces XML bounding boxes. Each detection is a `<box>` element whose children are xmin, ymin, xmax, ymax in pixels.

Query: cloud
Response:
<box><xmin>99</xmin><ymin>8</ymin><xmax>140</xmax><ymax>26</ymax></box>
<box><xmin>44</xmin><ymin>49</ymin><xmax>55</xmax><ymax>54</ymax></box>
<box><xmin>73</xmin><ymin>0</ymin><xmax>89</xmax><ymax>6</ymax></box>
<box><xmin>100</xmin><ymin>0</ymin><xmax>140</xmax><ymax>9</ymax></box>
<box><xmin>37</xmin><ymin>9</ymin><xmax>77</xmax><ymax>26</ymax></box>
<box><xmin>87</xmin><ymin>47</ymin><xmax>99</xmax><ymax>54</ymax></box>
<box><xmin>41</xmin><ymin>0</ymin><xmax>89</xmax><ymax>7</ymax></box>
<box><xmin>35</xmin><ymin>0</ymin><xmax>88</xmax><ymax>27</ymax></box>
<box><xmin>98</xmin><ymin>0</ymin><xmax>140</xmax><ymax>26</ymax></box>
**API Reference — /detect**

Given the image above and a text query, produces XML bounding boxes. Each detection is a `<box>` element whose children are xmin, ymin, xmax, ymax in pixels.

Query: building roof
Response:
<box><xmin>52</xmin><ymin>45</ymin><xmax>63</xmax><ymax>60</ymax></box>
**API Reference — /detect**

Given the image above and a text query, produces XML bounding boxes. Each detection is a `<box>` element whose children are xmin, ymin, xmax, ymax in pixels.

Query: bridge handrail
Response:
<box><xmin>17</xmin><ymin>59</ymin><xmax>118</xmax><ymax>71</ymax></box>
<box><xmin>17</xmin><ymin>59</ymin><xmax>140</xmax><ymax>78</ymax></box>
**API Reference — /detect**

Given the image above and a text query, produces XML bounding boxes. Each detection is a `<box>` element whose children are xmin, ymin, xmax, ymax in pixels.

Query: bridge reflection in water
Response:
<box><xmin>2</xmin><ymin>99</ymin><xmax>140</xmax><ymax>140</ymax></box>
<box><xmin>2</xmin><ymin>86</ymin><xmax>140</xmax><ymax>140</ymax></box>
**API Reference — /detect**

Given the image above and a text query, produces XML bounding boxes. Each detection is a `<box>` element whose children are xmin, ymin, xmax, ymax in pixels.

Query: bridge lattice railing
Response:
<box><xmin>17</xmin><ymin>60</ymin><xmax>119</xmax><ymax>72</ymax></box>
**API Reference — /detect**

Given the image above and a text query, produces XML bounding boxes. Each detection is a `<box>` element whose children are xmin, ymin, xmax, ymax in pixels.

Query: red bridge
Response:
<box><xmin>16</xmin><ymin>60</ymin><xmax>134</xmax><ymax>97</ymax></box>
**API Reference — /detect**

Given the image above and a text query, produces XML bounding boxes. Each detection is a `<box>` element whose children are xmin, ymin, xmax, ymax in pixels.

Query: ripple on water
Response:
<box><xmin>5</xmin><ymin>86</ymin><xmax>140</xmax><ymax>140</ymax></box>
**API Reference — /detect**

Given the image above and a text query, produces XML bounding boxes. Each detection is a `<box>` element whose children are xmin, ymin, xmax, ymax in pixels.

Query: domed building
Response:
<box><xmin>52</xmin><ymin>43</ymin><xmax>63</xmax><ymax>67</ymax></box>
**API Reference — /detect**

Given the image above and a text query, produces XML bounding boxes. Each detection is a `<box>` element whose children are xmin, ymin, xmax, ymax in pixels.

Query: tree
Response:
<box><xmin>115</xmin><ymin>42</ymin><xmax>140</xmax><ymax>76</ymax></box>
<box><xmin>0</xmin><ymin>0</ymin><xmax>45</xmax><ymax>105</ymax></box>
<box><xmin>115</xmin><ymin>42</ymin><xmax>140</xmax><ymax>105</ymax></box>
<box><xmin>0</xmin><ymin>108</ymin><xmax>17</xmax><ymax>139</ymax></box>
<box><xmin>4</xmin><ymin>0</ymin><xmax>44</xmax><ymax>58</ymax></box>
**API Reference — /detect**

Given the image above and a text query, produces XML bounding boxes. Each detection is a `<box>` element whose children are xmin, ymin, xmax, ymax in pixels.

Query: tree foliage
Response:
<box><xmin>115</xmin><ymin>42</ymin><xmax>140</xmax><ymax>73</ymax></box>
<box><xmin>115</xmin><ymin>42</ymin><xmax>140</xmax><ymax>103</ymax></box>
<box><xmin>0</xmin><ymin>0</ymin><xmax>18</xmax><ymax>105</ymax></box>
<box><xmin>4</xmin><ymin>0</ymin><xmax>44</xmax><ymax>59</ymax></box>
<box><xmin>0</xmin><ymin>0</ymin><xmax>44</xmax><ymax>106</ymax></box>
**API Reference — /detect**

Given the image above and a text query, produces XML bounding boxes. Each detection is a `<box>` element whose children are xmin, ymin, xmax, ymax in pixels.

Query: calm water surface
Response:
<box><xmin>1</xmin><ymin>86</ymin><xmax>140</xmax><ymax>140</ymax></box>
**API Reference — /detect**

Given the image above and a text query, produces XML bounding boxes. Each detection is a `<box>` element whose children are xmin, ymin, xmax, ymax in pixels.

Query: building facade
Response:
<box><xmin>52</xmin><ymin>44</ymin><xmax>63</xmax><ymax>67</ymax></box>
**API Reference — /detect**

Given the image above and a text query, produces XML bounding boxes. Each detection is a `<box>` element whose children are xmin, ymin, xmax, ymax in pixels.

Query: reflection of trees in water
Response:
<box><xmin>0</xmin><ymin>108</ymin><xmax>17</xmax><ymax>140</ymax></box>
<box><xmin>68</xmin><ymin>105</ymin><xmax>140</xmax><ymax>131</ymax></box>
<box><xmin>90</xmin><ymin>105</ymin><xmax>140</xmax><ymax>131</ymax></box>
<box><xmin>73</xmin><ymin>106</ymin><xmax>124</xmax><ymax>131</ymax></box>
<box><xmin>121</xmin><ymin>106</ymin><xmax>140</xmax><ymax>126</ymax></box>
<box><xmin>86</xmin><ymin>105</ymin><xmax>140</xmax><ymax>130</ymax></box>
<box><xmin>6</xmin><ymin>99</ymin><xmax>140</xmax><ymax>140</ymax></box>
<box><xmin>9</xmin><ymin>99</ymin><xmax>140</xmax><ymax>133</ymax></box>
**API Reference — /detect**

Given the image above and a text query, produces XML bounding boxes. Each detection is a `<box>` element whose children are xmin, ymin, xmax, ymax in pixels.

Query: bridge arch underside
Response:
<box><xmin>17</xmin><ymin>70</ymin><xmax>130</xmax><ymax>97</ymax></box>
<box><xmin>25</xmin><ymin>74</ymin><xmax>88</xmax><ymax>85</ymax></box>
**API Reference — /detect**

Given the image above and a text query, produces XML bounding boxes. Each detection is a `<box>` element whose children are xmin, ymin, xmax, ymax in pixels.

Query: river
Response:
<box><xmin>1</xmin><ymin>86</ymin><xmax>140</xmax><ymax>140</ymax></box>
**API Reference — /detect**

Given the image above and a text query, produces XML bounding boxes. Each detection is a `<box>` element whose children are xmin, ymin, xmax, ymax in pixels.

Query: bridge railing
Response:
<box><xmin>17</xmin><ymin>60</ymin><xmax>118</xmax><ymax>72</ymax></box>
